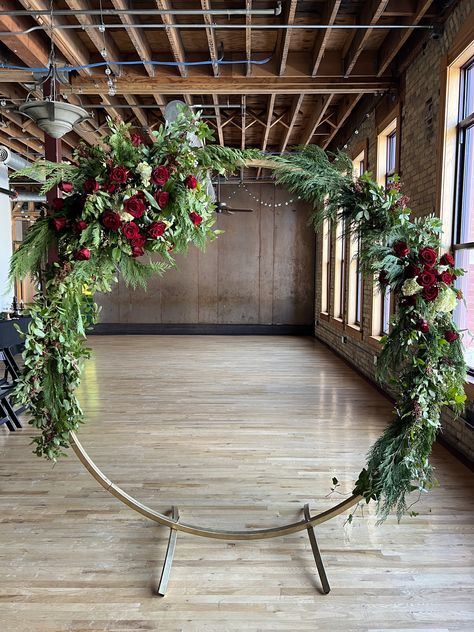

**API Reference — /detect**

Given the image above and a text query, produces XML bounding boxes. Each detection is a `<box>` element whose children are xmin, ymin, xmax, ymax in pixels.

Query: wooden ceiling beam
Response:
<box><xmin>155</xmin><ymin>0</ymin><xmax>187</xmax><ymax>79</ymax></box>
<box><xmin>212</xmin><ymin>94</ymin><xmax>224</xmax><ymax>146</ymax></box>
<box><xmin>62</xmin><ymin>0</ymin><xmax>154</xmax><ymax>140</ymax></box>
<box><xmin>280</xmin><ymin>93</ymin><xmax>304</xmax><ymax>153</ymax></box>
<box><xmin>0</xmin><ymin>0</ymin><xmax>52</xmax><ymax>69</ymax></box>
<box><xmin>322</xmin><ymin>93</ymin><xmax>364</xmax><ymax>149</ymax></box>
<box><xmin>277</xmin><ymin>0</ymin><xmax>298</xmax><ymax>76</ymax></box>
<box><xmin>246</xmin><ymin>1</ymin><xmax>252</xmax><ymax>77</ymax></box>
<box><xmin>201</xmin><ymin>0</ymin><xmax>220</xmax><ymax>77</ymax></box>
<box><xmin>311</xmin><ymin>1</ymin><xmax>342</xmax><ymax>77</ymax></box>
<box><xmin>300</xmin><ymin>95</ymin><xmax>333</xmax><ymax>145</ymax></box>
<box><xmin>343</xmin><ymin>1</ymin><xmax>390</xmax><ymax>77</ymax></box>
<box><xmin>256</xmin><ymin>94</ymin><xmax>276</xmax><ymax>177</ymax></box>
<box><xmin>377</xmin><ymin>0</ymin><xmax>434</xmax><ymax>76</ymax></box>
<box><xmin>64</xmin><ymin>75</ymin><xmax>395</xmax><ymax>96</ymax></box>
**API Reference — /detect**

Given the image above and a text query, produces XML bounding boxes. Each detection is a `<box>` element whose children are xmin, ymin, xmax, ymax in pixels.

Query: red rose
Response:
<box><xmin>154</xmin><ymin>190</ymin><xmax>170</xmax><ymax>208</ymax></box>
<box><xmin>402</xmin><ymin>295</ymin><xmax>417</xmax><ymax>307</ymax></box>
<box><xmin>122</xmin><ymin>222</ymin><xmax>140</xmax><ymax>240</ymax></box>
<box><xmin>415</xmin><ymin>318</ymin><xmax>429</xmax><ymax>333</ymax></box>
<box><xmin>100</xmin><ymin>211</ymin><xmax>122</xmax><ymax>232</ymax></box>
<box><xmin>189</xmin><ymin>211</ymin><xmax>203</xmax><ymax>226</ymax></box>
<box><xmin>393</xmin><ymin>241</ymin><xmax>410</xmax><ymax>257</ymax></box>
<box><xmin>130</xmin><ymin>132</ymin><xmax>143</xmax><ymax>146</ymax></box>
<box><xmin>404</xmin><ymin>263</ymin><xmax>421</xmax><ymax>278</ymax></box>
<box><xmin>440</xmin><ymin>252</ymin><xmax>455</xmax><ymax>267</ymax></box>
<box><xmin>84</xmin><ymin>178</ymin><xmax>100</xmax><ymax>194</ymax></box>
<box><xmin>52</xmin><ymin>216</ymin><xmax>67</xmax><ymax>232</ymax></box>
<box><xmin>110</xmin><ymin>166</ymin><xmax>129</xmax><ymax>184</ymax></box>
<box><xmin>422</xmin><ymin>285</ymin><xmax>439</xmax><ymax>302</ymax></box>
<box><xmin>444</xmin><ymin>330</ymin><xmax>459</xmax><ymax>343</ymax></box>
<box><xmin>185</xmin><ymin>175</ymin><xmax>198</xmax><ymax>190</ymax></box>
<box><xmin>131</xmin><ymin>234</ymin><xmax>146</xmax><ymax>248</ymax></box>
<box><xmin>418</xmin><ymin>246</ymin><xmax>438</xmax><ymax>268</ymax></box>
<box><xmin>131</xmin><ymin>245</ymin><xmax>144</xmax><ymax>258</ymax></box>
<box><xmin>148</xmin><ymin>221</ymin><xmax>167</xmax><ymax>239</ymax></box>
<box><xmin>124</xmin><ymin>195</ymin><xmax>146</xmax><ymax>218</ymax></box>
<box><xmin>51</xmin><ymin>197</ymin><xmax>64</xmax><ymax>211</ymax></box>
<box><xmin>151</xmin><ymin>165</ymin><xmax>170</xmax><ymax>186</ymax></box>
<box><xmin>417</xmin><ymin>269</ymin><xmax>437</xmax><ymax>288</ymax></box>
<box><xmin>106</xmin><ymin>182</ymin><xmax>117</xmax><ymax>194</ymax></box>
<box><xmin>74</xmin><ymin>247</ymin><xmax>91</xmax><ymax>261</ymax></box>
<box><xmin>438</xmin><ymin>270</ymin><xmax>455</xmax><ymax>285</ymax></box>
<box><xmin>73</xmin><ymin>220</ymin><xmax>88</xmax><ymax>233</ymax></box>
<box><xmin>378</xmin><ymin>269</ymin><xmax>389</xmax><ymax>286</ymax></box>
<box><xmin>135</xmin><ymin>190</ymin><xmax>146</xmax><ymax>200</ymax></box>
<box><xmin>59</xmin><ymin>181</ymin><xmax>74</xmax><ymax>193</ymax></box>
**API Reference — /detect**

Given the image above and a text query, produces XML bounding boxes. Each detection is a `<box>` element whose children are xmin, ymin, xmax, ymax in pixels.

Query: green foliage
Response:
<box><xmin>9</xmin><ymin>217</ymin><xmax>52</xmax><ymax>281</ymax></box>
<box><xmin>9</xmin><ymin>116</ymin><xmax>468</xmax><ymax>524</ymax></box>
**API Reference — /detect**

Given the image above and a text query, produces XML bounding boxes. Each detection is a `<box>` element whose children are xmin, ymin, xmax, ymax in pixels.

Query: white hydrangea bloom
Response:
<box><xmin>432</xmin><ymin>286</ymin><xmax>458</xmax><ymax>314</ymax></box>
<box><xmin>401</xmin><ymin>278</ymin><xmax>422</xmax><ymax>296</ymax></box>
<box><xmin>137</xmin><ymin>162</ymin><xmax>152</xmax><ymax>187</ymax></box>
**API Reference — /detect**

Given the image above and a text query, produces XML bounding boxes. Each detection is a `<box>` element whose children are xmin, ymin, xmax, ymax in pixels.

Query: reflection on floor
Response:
<box><xmin>1</xmin><ymin>336</ymin><xmax>473</xmax><ymax>631</ymax></box>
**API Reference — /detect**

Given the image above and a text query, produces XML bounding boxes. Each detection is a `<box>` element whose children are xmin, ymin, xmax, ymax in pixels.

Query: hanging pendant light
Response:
<box><xmin>19</xmin><ymin>99</ymin><xmax>89</xmax><ymax>139</ymax></box>
<box><xmin>18</xmin><ymin>0</ymin><xmax>90</xmax><ymax>139</ymax></box>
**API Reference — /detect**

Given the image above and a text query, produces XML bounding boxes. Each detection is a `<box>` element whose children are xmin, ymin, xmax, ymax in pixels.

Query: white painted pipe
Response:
<box><xmin>0</xmin><ymin>146</ymin><xmax>44</xmax><ymax>182</ymax></box>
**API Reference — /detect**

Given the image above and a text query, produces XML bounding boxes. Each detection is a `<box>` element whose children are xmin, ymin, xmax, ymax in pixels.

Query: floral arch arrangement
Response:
<box><xmin>10</xmin><ymin>109</ymin><xmax>467</xmax><ymax>523</ymax></box>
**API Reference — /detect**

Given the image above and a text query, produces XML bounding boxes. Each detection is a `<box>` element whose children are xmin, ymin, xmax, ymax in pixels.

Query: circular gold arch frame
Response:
<box><xmin>69</xmin><ymin>158</ymin><xmax>363</xmax><ymax>542</ymax></box>
<box><xmin>71</xmin><ymin>431</ymin><xmax>361</xmax><ymax>540</ymax></box>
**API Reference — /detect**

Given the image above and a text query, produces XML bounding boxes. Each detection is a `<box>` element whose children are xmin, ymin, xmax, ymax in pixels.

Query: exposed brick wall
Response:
<box><xmin>317</xmin><ymin>0</ymin><xmax>474</xmax><ymax>463</ymax></box>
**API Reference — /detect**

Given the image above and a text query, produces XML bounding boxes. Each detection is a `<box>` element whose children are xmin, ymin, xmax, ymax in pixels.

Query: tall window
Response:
<box><xmin>373</xmin><ymin>119</ymin><xmax>398</xmax><ymax>336</ymax></box>
<box><xmin>385</xmin><ymin>131</ymin><xmax>397</xmax><ymax>186</ymax></box>
<box><xmin>349</xmin><ymin>152</ymin><xmax>365</xmax><ymax>327</ymax></box>
<box><xmin>321</xmin><ymin>218</ymin><xmax>331</xmax><ymax>314</ymax></box>
<box><xmin>334</xmin><ymin>220</ymin><xmax>345</xmax><ymax>320</ymax></box>
<box><xmin>453</xmin><ymin>57</ymin><xmax>474</xmax><ymax>372</ymax></box>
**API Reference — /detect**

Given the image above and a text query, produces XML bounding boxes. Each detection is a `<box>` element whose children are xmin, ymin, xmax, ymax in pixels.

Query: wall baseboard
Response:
<box><xmin>90</xmin><ymin>323</ymin><xmax>314</xmax><ymax>336</ymax></box>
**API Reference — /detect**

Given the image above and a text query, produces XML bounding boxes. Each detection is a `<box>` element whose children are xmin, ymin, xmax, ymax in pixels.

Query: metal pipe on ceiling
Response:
<box><xmin>0</xmin><ymin>145</ymin><xmax>44</xmax><ymax>182</ymax></box>
<box><xmin>78</xmin><ymin>104</ymin><xmax>240</xmax><ymax>110</ymax></box>
<box><xmin>0</xmin><ymin>4</ymin><xmax>283</xmax><ymax>17</ymax></box>
<box><xmin>0</xmin><ymin>23</ymin><xmax>435</xmax><ymax>37</ymax></box>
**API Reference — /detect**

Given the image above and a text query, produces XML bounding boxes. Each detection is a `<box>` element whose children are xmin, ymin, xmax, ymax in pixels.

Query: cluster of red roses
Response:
<box><xmin>383</xmin><ymin>241</ymin><xmax>461</xmax><ymax>343</ymax></box>
<box><xmin>50</xmin><ymin>163</ymin><xmax>203</xmax><ymax>261</ymax></box>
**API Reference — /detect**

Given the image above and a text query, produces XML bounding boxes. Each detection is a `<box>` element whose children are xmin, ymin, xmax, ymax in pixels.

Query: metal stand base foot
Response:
<box><xmin>303</xmin><ymin>503</ymin><xmax>330</xmax><ymax>594</ymax></box>
<box><xmin>157</xmin><ymin>506</ymin><xmax>179</xmax><ymax>597</ymax></box>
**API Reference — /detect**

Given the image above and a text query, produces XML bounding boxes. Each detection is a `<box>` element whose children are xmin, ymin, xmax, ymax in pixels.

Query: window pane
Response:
<box><xmin>462</xmin><ymin>61</ymin><xmax>474</xmax><ymax>119</ymax></box>
<box><xmin>454</xmin><ymin>249</ymin><xmax>474</xmax><ymax>370</ymax></box>
<box><xmin>386</xmin><ymin>131</ymin><xmax>396</xmax><ymax>174</ymax></box>
<box><xmin>458</xmin><ymin>124</ymin><xmax>474</xmax><ymax>243</ymax></box>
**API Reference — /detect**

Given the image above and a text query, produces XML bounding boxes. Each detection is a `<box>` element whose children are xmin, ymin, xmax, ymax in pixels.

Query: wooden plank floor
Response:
<box><xmin>1</xmin><ymin>335</ymin><xmax>473</xmax><ymax>632</ymax></box>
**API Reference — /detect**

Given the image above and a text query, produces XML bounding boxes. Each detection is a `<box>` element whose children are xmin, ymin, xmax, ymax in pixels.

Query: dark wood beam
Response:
<box><xmin>343</xmin><ymin>1</ymin><xmax>390</xmax><ymax>77</ymax></box>
<box><xmin>64</xmin><ymin>75</ymin><xmax>396</xmax><ymax>96</ymax></box>
<box><xmin>311</xmin><ymin>1</ymin><xmax>342</xmax><ymax>77</ymax></box>
<box><xmin>377</xmin><ymin>0</ymin><xmax>434</xmax><ymax>75</ymax></box>
<box><xmin>300</xmin><ymin>95</ymin><xmax>333</xmax><ymax>145</ymax></box>
<box><xmin>280</xmin><ymin>94</ymin><xmax>304</xmax><ymax>153</ymax></box>
<box><xmin>277</xmin><ymin>0</ymin><xmax>298</xmax><ymax>76</ymax></box>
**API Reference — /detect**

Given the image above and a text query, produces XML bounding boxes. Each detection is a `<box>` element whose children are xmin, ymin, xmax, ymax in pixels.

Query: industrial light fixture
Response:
<box><xmin>17</xmin><ymin>1</ymin><xmax>89</xmax><ymax>139</ymax></box>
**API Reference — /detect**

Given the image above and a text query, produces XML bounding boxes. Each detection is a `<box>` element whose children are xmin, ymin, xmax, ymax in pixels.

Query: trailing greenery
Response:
<box><xmin>10</xmin><ymin>119</ymin><xmax>467</xmax><ymax>523</ymax></box>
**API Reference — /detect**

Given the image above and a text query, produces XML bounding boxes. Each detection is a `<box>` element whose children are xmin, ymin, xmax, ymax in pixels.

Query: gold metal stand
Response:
<box><xmin>70</xmin><ymin>432</ymin><xmax>361</xmax><ymax>593</ymax></box>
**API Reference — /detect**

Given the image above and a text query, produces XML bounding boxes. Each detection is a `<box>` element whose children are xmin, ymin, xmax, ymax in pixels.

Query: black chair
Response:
<box><xmin>0</xmin><ymin>346</ymin><xmax>24</xmax><ymax>431</ymax></box>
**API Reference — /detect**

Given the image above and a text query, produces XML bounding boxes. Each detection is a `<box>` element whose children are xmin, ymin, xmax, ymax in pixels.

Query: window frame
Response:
<box><xmin>453</xmin><ymin>56</ymin><xmax>474</xmax><ymax>374</ymax></box>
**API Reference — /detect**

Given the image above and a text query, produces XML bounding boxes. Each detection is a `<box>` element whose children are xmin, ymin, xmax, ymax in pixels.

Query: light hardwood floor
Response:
<box><xmin>1</xmin><ymin>336</ymin><xmax>473</xmax><ymax>632</ymax></box>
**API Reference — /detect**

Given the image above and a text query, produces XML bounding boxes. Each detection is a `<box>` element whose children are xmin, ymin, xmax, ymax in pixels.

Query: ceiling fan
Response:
<box><xmin>214</xmin><ymin>177</ymin><xmax>253</xmax><ymax>215</ymax></box>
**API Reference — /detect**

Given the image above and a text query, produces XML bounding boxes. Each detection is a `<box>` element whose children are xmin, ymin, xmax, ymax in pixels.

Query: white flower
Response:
<box><xmin>401</xmin><ymin>278</ymin><xmax>422</xmax><ymax>296</ymax></box>
<box><xmin>136</xmin><ymin>161</ymin><xmax>152</xmax><ymax>187</ymax></box>
<box><xmin>432</xmin><ymin>286</ymin><xmax>457</xmax><ymax>314</ymax></box>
